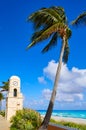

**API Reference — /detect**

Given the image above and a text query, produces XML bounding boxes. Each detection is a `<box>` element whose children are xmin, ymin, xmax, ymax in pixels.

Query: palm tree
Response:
<box><xmin>0</xmin><ymin>93</ymin><xmax>4</xmax><ymax>111</ymax></box>
<box><xmin>0</xmin><ymin>80</ymin><xmax>9</xmax><ymax>92</ymax></box>
<box><xmin>0</xmin><ymin>80</ymin><xmax>9</xmax><ymax>109</ymax></box>
<box><xmin>72</xmin><ymin>12</ymin><xmax>86</xmax><ymax>26</ymax></box>
<box><xmin>27</xmin><ymin>6</ymin><xmax>72</xmax><ymax>130</ymax></box>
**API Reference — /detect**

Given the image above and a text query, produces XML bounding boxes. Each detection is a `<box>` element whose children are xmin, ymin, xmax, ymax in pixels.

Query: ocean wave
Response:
<box><xmin>37</xmin><ymin>110</ymin><xmax>86</xmax><ymax>119</ymax></box>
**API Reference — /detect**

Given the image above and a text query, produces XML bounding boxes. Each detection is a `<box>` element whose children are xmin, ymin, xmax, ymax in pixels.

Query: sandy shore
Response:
<box><xmin>42</xmin><ymin>115</ymin><xmax>86</xmax><ymax>124</ymax></box>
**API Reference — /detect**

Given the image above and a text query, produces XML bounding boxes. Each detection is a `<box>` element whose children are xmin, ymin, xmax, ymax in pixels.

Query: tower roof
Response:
<box><xmin>10</xmin><ymin>76</ymin><xmax>20</xmax><ymax>80</ymax></box>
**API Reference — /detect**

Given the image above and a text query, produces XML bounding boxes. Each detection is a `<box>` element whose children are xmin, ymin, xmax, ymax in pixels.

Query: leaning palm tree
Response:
<box><xmin>27</xmin><ymin>6</ymin><xmax>72</xmax><ymax>130</ymax></box>
<box><xmin>72</xmin><ymin>12</ymin><xmax>86</xmax><ymax>26</ymax></box>
<box><xmin>0</xmin><ymin>93</ymin><xmax>4</xmax><ymax>111</ymax></box>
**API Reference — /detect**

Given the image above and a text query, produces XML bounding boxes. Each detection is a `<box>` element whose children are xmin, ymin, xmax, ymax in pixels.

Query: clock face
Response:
<box><xmin>13</xmin><ymin>81</ymin><xmax>18</xmax><ymax>86</ymax></box>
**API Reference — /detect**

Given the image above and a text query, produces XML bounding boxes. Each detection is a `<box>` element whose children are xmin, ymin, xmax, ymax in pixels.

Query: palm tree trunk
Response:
<box><xmin>38</xmin><ymin>36</ymin><xmax>66</xmax><ymax>130</ymax></box>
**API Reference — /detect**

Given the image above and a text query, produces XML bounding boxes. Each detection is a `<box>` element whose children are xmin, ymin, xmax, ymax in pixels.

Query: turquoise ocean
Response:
<box><xmin>37</xmin><ymin>110</ymin><xmax>86</xmax><ymax>119</ymax></box>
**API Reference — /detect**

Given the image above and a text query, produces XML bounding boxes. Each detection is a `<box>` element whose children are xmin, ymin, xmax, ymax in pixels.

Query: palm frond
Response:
<box><xmin>26</xmin><ymin>6</ymin><xmax>71</xmax><ymax>61</ymax></box>
<box><xmin>66</xmin><ymin>28</ymin><xmax>72</xmax><ymax>39</ymax></box>
<box><xmin>51</xmin><ymin>6</ymin><xmax>67</xmax><ymax>23</ymax></box>
<box><xmin>42</xmin><ymin>32</ymin><xmax>58</xmax><ymax>53</ymax></box>
<box><xmin>1</xmin><ymin>81</ymin><xmax>9</xmax><ymax>91</ymax></box>
<box><xmin>44</xmin><ymin>7</ymin><xmax>63</xmax><ymax>21</ymax></box>
<box><xmin>26</xmin><ymin>34</ymin><xmax>48</xmax><ymax>50</ymax></box>
<box><xmin>28</xmin><ymin>10</ymin><xmax>56</xmax><ymax>29</ymax></box>
<box><xmin>31</xmin><ymin>30</ymin><xmax>44</xmax><ymax>41</ymax></box>
<box><xmin>72</xmin><ymin>12</ymin><xmax>86</xmax><ymax>26</ymax></box>
<box><xmin>26</xmin><ymin>23</ymin><xmax>65</xmax><ymax>50</ymax></box>
<box><xmin>27</xmin><ymin>7</ymin><xmax>66</xmax><ymax>30</ymax></box>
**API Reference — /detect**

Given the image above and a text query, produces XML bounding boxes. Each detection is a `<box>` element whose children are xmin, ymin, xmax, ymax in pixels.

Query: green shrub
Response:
<box><xmin>0</xmin><ymin>110</ymin><xmax>5</xmax><ymax>117</ymax></box>
<box><xmin>50</xmin><ymin>118</ymin><xmax>86</xmax><ymax>130</ymax></box>
<box><xmin>10</xmin><ymin>108</ymin><xmax>42</xmax><ymax>130</ymax></box>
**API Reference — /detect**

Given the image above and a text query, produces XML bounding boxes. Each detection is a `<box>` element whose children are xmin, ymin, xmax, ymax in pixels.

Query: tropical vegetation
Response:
<box><xmin>0</xmin><ymin>80</ymin><xmax>9</xmax><ymax>92</ymax></box>
<box><xmin>72</xmin><ymin>12</ymin><xmax>86</xmax><ymax>26</ymax></box>
<box><xmin>27</xmin><ymin>6</ymin><xmax>72</xmax><ymax>130</ymax></box>
<box><xmin>0</xmin><ymin>93</ymin><xmax>4</xmax><ymax>111</ymax></box>
<box><xmin>50</xmin><ymin>118</ymin><xmax>86</xmax><ymax>130</ymax></box>
<box><xmin>10</xmin><ymin>108</ymin><xmax>42</xmax><ymax>130</ymax></box>
<box><xmin>0</xmin><ymin>80</ymin><xmax>9</xmax><ymax>111</ymax></box>
<box><xmin>0</xmin><ymin>110</ymin><xmax>5</xmax><ymax>117</ymax></box>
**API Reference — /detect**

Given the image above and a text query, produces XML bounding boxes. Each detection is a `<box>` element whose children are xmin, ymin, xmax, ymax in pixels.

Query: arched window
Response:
<box><xmin>14</xmin><ymin>89</ymin><xmax>17</xmax><ymax>97</ymax></box>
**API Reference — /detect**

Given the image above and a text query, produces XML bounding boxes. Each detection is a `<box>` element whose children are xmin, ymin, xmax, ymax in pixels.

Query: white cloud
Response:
<box><xmin>39</xmin><ymin>60</ymin><xmax>86</xmax><ymax>103</ymax></box>
<box><xmin>24</xmin><ymin>96</ymin><xmax>47</xmax><ymax>110</ymax></box>
<box><xmin>74</xmin><ymin>93</ymin><xmax>83</xmax><ymax>100</ymax></box>
<box><xmin>43</xmin><ymin>60</ymin><xmax>57</xmax><ymax>80</ymax></box>
<box><xmin>38</xmin><ymin>76</ymin><xmax>46</xmax><ymax>84</ymax></box>
<box><xmin>23</xmin><ymin>60</ymin><xmax>86</xmax><ymax>110</ymax></box>
<box><xmin>42</xmin><ymin>88</ymin><xmax>84</xmax><ymax>103</ymax></box>
<box><xmin>42</xmin><ymin>89</ymin><xmax>52</xmax><ymax>100</ymax></box>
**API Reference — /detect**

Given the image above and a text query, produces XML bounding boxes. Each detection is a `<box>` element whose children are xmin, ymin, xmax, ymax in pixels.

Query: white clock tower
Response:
<box><xmin>6</xmin><ymin>76</ymin><xmax>23</xmax><ymax>121</ymax></box>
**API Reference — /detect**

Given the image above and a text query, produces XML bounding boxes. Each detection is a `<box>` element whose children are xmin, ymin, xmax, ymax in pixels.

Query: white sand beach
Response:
<box><xmin>42</xmin><ymin>115</ymin><xmax>86</xmax><ymax>124</ymax></box>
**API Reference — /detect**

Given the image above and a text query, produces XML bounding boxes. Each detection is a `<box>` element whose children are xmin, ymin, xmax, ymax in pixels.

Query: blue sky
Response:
<box><xmin>0</xmin><ymin>0</ymin><xmax>86</xmax><ymax>110</ymax></box>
